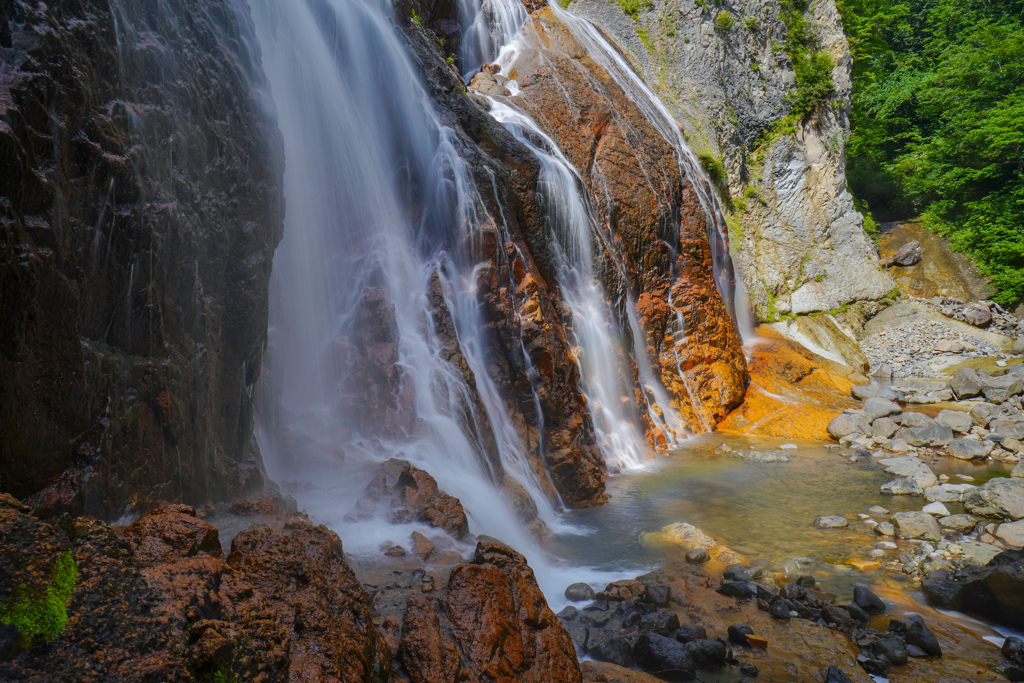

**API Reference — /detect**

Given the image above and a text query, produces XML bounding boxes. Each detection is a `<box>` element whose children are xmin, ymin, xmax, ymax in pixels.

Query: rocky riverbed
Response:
<box><xmin>860</xmin><ymin>299</ymin><xmax>1023</xmax><ymax>379</ymax></box>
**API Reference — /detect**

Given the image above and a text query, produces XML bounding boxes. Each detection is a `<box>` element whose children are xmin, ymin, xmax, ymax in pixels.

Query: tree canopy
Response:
<box><xmin>836</xmin><ymin>0</ymin><xmax>1024</xmax><ymax>304</ymax></box>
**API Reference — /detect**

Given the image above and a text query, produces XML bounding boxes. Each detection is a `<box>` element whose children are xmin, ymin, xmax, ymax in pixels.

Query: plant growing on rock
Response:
<box><xmin>0</xmin><ymin>551</ymin><xmax>78</xmax><ymax>651</ymax></box>
<box><xmin>714</xmin><ymin>11</ymin><xmax>734</xmax><ymax>31</ymax></box>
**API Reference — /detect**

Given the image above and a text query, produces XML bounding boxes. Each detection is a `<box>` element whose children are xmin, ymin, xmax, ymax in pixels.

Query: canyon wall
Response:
<box><xmin>0</xmin><ymin>0</ymin><xmax>284</xmax><ymax>515</ymax></box>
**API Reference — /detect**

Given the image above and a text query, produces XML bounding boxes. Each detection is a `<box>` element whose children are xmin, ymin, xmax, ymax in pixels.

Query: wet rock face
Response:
<box><xmin>0</xmin><ymin>498</ymin><xmax>393</xmax><ymax>681</ymax></box>
<box><xmin>399</xmin><ymin>537</ymin><xmax>582</xmax><ymax>683</ymax></box>
<box><xmin>503</xmin><ymin>9</ymin><xmax>748</xmax><ymax>431</ymax></box>
<box><xmin>0</xmin><ymin>0</ymin><xmax>284</xmax><ymax>513</ymax></box>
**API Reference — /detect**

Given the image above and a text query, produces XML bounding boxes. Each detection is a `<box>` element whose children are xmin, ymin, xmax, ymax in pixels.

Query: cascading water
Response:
<box><xmin>487</xmin><ymin>99</ymin><xmax>652</xmax><ymax>469</ymax></box>
<box><xmin>249</xmin><ymin>0</ymin><xmax>553</xmax><ymax>556</ymax></box>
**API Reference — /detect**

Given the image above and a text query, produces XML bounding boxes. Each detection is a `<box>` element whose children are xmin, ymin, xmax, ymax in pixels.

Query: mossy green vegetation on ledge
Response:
<box><xmin>0</xmin><ymin>551</ymin><xmax>78</xmax><ymax>651</ymax></box>
<box><xmin>778</xmin><ymin>0</ymin><xmax>835</xmax><ymax>118</ymax></box>
<box><xmin>614</xmin><ymin>0</ymin><xmax>653</xmax><ymax>20</ymax></box>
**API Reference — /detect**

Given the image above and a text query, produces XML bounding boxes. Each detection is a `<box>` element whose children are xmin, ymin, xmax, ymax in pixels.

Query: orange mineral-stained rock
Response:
<box><xmin>717</xmin><ymin>326</ymin><xmax>861</xmax><ymax>440</ymax></box>
<box><xmin>505</xmin><ymin>9</ymin><xmax>748</xmax><ymax>434</ymax></box>
<box><xmin>400</xmin><ymin>536</ymin><xmax>582</xmax><ymax>683</ymax></box>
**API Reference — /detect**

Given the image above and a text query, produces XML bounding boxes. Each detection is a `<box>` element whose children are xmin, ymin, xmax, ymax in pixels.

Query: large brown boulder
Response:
<box><xmin>355</xmin><ymin>459</ymin><xmax>471</xmax><ymax>539</ymax></box>
<box><xmin>399</xmin><ymin>537</ymin><xmax>582</xmax><ymax>683</ymax></box>
<box><xmin>0</xmin><ymin>497</ymin><xmax>392</xmax><ymax>682</ymax></box>
<box><xmin>120</xmin><ymin>504</ymin><xmax>223</xmax><ymax>565</ymax></box>
<box><xmin>228</xmin><ymin>517</ymin><xmax>394</xmax><ymax>682</ymax></box>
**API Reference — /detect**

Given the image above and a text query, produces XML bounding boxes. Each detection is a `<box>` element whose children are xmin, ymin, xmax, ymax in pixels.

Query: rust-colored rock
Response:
<box><xmin>229</xmin><ymin>517</ymin><xmax>394</xmax><ymax>682</ymax></box>
<box><xmin>358</xmin><ymin>459</ymin><xmax>471</xmax><ymax>540</ymax></box>
<box><xmin>505</xmin><ymin>10</ymin><xmax>748</xmax><ymax>433</ymax></box>
<box><xmin>718</xmin><ymin>326</ymin><xmax>860</xmax><ymax>440</ymax></box>
<box><xmin>0</xmin><ymin>496</ymin><xmax>392</xmax><ymax>682</ymax></box>
<box><xmin>120</xmin><ymin>503</ymin><xmax>223</xmax><ymax>565</ymax></box>
<box><xmin>399</xmin><ymin>537</ymin><xmax>582</xmax><ymax>683</ymax></box>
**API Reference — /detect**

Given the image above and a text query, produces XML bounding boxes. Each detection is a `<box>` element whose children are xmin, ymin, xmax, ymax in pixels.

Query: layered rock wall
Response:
<box><xmin>568</xmin><ymin>0</ymin><xmax>894</xmax><ymax>323</ymax></box>
<box><xmin>0</xmin><ymin>0</ymin><xmax>283</xmax><ymax>514</ymax></box>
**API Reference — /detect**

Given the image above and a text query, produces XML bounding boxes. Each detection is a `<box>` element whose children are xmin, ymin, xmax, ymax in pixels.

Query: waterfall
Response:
<box><xmin>249</xmin><ymin>0</ymin><xmax>552</xmax><ymax>555</ymax></box>
<box><xmin>487</xmin><ymin>99</ymin><xmax>652</xmax><ymax>469</ymax></box>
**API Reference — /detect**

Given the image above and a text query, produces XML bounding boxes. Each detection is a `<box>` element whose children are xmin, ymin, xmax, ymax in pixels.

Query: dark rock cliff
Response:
<box><xmin>0</xmin><ymin>0</ymin><xmax>283</xmax><ymax>516</ymax></box>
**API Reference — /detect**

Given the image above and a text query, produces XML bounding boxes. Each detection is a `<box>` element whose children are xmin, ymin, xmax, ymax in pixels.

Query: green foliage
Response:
<box><xmin>560</xmin><ymin>0</ymin><xmax>572</xmax><ymax>8</ymax></box>
<box><xmin>778</xmin><ymin>0</ymin><xmax>835</xmax><ymax>117</ymax></box>
<box><xmin>714</xmin><ymin>11</ymin><xmax>734</xmax><ymax>31</ymax></box>
<box><xmin>745</xmin><ymin>17</ymin><xmax>759</xmax><ymax>32</ymax></box>
<box><xmin>409</xmin><ymin>8</ymin><xmax>423</xmax><ymax>25</ymax></box>
<box><xmin>0</xmin><ymin>551</ymin><xmax>78</xmax><ymax>651</ymax></box>
<box><xmin>636</xmin><ymin>27</ymin><xmax>652</xmax><ymax>50</ymax></box>
<box><xmin>615</xmin><ymin>0</ymin><xmax>652</xmax><ymax>20</ymax></box>
<box><xmin>698</xmin><ymin>152</ymin><xmax>727</xmax><ymax>186</ymax></box>
<box><xmin>837</xmin><ymin>0</ymin><xmax>1024</xmax><ymax>303</ymax></box>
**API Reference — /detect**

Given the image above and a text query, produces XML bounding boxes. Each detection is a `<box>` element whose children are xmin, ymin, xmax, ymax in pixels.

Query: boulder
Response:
<box><xmin>852</xmin><ymin>382</ymin><xmax>882</xmax><ymax>400</ymax></box>
<box><xmin>896</xmin><ymin>422</ymin><xmax>953</xmax><ymax>447</ymax></box>
<box><xmin>904</xmin><ymin>615</ymin><xmax>942</xmax><ymax>657</ymax></box>
<box><xmin>935</xmin><ymin>409</ymin><xmax>973</xmax><ymax>434</ymax></box>
<box><xmin>938</xmin><ymin>514</ymin><xmax>978</xmax><ymax>533</ymax></box>
<box><xmin>1013</xmin><ymin>462</ymin><xmax>1024</xmax><ymax>478</ymax></box>
<box><xmin>922</xmin><ymin>551</ymin><xmax>1024</xmax><ymax>629</ymax></box>
<box><xmin>659</xmin><ymin>523</ymin><xmax>743</xmax><ymax>564</ymax></box>
<box><xmin>963</xmin><ymin>302</ymin><xmax>993</xmax><ymax>327</ymax></box>
<box><xmin>871</xmin><ymin>418</ymin><xmax>900</xmax><ymax>438</ymax></box>
<box><xmin>892</xmin><ymin>241</ymin><xmax>922</xmax><ymax>266</ymax></box>
<box><xmin>878</xmin><ymin>457</ymin><xmax>938</xmax><ymax>488</ymax></box>
<box><xmin>863</xmin><ymin>397</ymin><xmax>902</xmax><ymax>422</ymax></box>
<box><xmin>992</xmin><ymin>417</ymin><xmax>1024</xmax><ymax>440</ymax></box>
<box><xmin>947</xmin><ymin>438</ymin><xmax>994</xmax><ymax>460</ymax></box>
<box><xmin>881</xmin><ymin>478</ymin><xmax>923</xmax><ymax>495</ymax></box>
<box><xmin>827</xmin><ymin>414</ymin><xmax>871</xmax><ymax>440</ymax></box>
<box><xmin>633</xmin><ymin>633</ymin><xmax>695</xmax><ymax>680</ymax></box>
<box><xmin>119</xmin><ymin>504</ymin><xmax>222</xmax><ymax>566</ymax></box>
<box><xmin>961</xmin><ymin>541</ymin><xmax>1005</xmax><ymax>566</ymax></box>
<box><xmin>1015</xmin><ymin>338</ymin><xmax>1024</xmax><ymax>355</ymax></box>
<box><xmin>983</xmin><ymin>375</ymin><xmax>1024</xmax><ymax>404</ymax></box>
<box><xmin>923</xmin><ymin>502</ymin><xmax>950</xmax><ymax>516</ymax></box>
<box><xmin>924</xmin><ymin>486</ymin><xmax>961</xmax><ymax>503</ymax></box>
<box><xmin>566</xmin><ymin>583</ymin><xmax>596</xmax><ymax>602</ymax></box>
<box><xmin>996</xmin><ymin>520</ymin><xmax>1024</xmax><ymax>548</ymax></box>
<box><xmin>900</xmin><ymin>412</ymin><xmax>937</xmax><ymax>428</ymax></box>
<box><xmin>971</xmin><ymin>402</ymin><xmax>1000</xmax><ymax>427</ymax></box>
<box><xmin>891</xmin><ymin>511</ymin><xmax>941</xmax><ymax>542</ymax></box>
<box><xmin>964</xmin><ymin>478</ymin><xmax>1024</xmax><ymax>520</ymax></box>
<box><xmin>853</xmin><ymin>586</ymin><xmax>887</xmax><ymax>614</ymax></box>
<box><xmin>409</xmin><ymin>537</ymin><xmax>583</xmax><ymax>683</ymax></box>
<box><xmin>815</xmin><ymin>516</ymin><xmax>849</xmax><ymax>528</ymax></box>
<box><xmin>948</xmin><ymin>368</ymin><xmax>986</xmax><ymax>399</ymax></box>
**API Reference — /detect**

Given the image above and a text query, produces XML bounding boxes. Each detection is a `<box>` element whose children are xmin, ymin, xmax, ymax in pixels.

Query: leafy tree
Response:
<box><xmin>837</xmin><ymin>0</ymin><xmax>1024</xmax><ymax>304</ymax></box>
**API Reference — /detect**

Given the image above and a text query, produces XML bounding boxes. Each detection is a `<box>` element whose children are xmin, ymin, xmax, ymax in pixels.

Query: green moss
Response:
<box><xmin>750</xmin><ymin>60</ymin><xmax>761</xmax><ymax>72</ymax></box>
<box><xmin>0</xmin><ymin>551</ymin><xmax>78</xmax><ymax>651</ymax></box>
<box><xmin>409</xmin><ymin>8</ymin><xmax>423</xmax><ymax>25</ymax></box>
<box><xmin>636</xmin><ymin>27</ymin><xmax>652</xmax><ymax>50</ymax></box>
<box><xmin>714</xmin><ymin>11</ymin><xmax>734</xmax><ymax>31</ymax></box>
<box><xmin>745</xmin><ymin>16</ymin><xmax>759</xmax><ymax>31</ymax></box>
<box><xmin>614</xmin><ymin>0</ymin><xmax>652</xmax><ymax>20</ymax></box>
<box><xmin>697</xmin><ymin>152</ymin><xmax>726</xmax><ymax>185</ymax></box>
<box><xmin>560</xmin><ymin>0</ymin><xmax>572</xmax><ymax>7</ymax></box>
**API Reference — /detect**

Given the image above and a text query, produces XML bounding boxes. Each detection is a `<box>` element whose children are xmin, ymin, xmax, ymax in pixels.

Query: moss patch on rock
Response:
<box><xmin>0</xmin><ymin>551</ymin><xmax>78</xmax><ymax>650</ymax></box>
